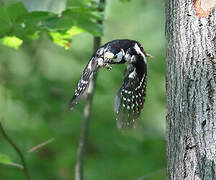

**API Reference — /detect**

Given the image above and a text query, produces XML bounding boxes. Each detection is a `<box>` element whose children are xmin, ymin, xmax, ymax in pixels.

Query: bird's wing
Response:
<box><xmin>69</xmin><ymin>57</ymin><xmax>100</xmax><ymax>109</ymax></box>
<box><xmin>114</xmin><ymin>57</ymin><xmax>147</xmax><ymax>129</ymax></box>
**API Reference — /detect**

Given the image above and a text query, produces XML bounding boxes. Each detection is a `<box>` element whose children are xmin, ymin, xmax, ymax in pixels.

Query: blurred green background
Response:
<box><xmin>0</xmin><ymin>0</ymin><xmax>166</xmax><ymax>179</ymax></box>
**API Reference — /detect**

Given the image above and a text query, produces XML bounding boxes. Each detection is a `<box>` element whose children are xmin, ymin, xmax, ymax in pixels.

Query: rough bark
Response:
<box><xmin>166</xmin><ymin>0</ymin><xmax>216</xmax><ymax>179</ymax></box>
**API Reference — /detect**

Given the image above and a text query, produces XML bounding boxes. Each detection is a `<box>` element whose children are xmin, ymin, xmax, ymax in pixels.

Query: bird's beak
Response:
<box><xmin>146</xmin><ymin>53</ymin><xmax>153</xmax><ymax>59</ymax></box>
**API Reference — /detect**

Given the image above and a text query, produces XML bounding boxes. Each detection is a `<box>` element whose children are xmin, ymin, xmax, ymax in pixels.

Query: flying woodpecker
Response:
<box><xmin>69</xmin><ymin>39</ymin><xmax>149</xmax><ymax>129</ymax></box>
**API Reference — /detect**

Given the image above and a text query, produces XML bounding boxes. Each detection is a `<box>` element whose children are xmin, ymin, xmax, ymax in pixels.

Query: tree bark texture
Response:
<box><xmin>166</xmin><ymin>0</ymin><xmax>216</xmax><ymax>179</ymax></box>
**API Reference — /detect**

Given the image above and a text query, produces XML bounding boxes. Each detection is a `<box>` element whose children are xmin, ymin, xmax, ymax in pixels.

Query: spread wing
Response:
<box><xmin>114</xmin><ymin>56</ymin><xmax>147</xmax><ymax>129</ymax></box>
<box><xmin>69</xmin><ymin>57</ymin><xmax>100</xmax><ymax>109</ymax></box>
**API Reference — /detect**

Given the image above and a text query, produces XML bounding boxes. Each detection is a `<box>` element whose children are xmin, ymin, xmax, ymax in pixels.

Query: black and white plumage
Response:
<box><xmin>69</xmin><ymin>39</ymin><xmax>148</xmax><ymax>129</ymax></box>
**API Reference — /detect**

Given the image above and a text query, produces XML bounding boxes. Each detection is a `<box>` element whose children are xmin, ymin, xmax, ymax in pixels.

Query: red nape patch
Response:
<box><xmin>194</xmin><ymin>0</ymin><xmax>216</xmax><ymax>18</ymax></box>
<box><xmin>115</xmin><ymin>45</ymin><xmax>121</xmax><ymax>49</ymax></box>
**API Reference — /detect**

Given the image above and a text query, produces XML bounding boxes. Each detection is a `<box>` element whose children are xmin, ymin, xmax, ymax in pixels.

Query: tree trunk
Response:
<box><xmin>166</xmin><ymin>0</ymin><xmax>216</xmax><ymax>179</ymax></box>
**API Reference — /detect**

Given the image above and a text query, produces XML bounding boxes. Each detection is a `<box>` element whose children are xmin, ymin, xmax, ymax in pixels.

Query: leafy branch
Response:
<box><xmin>0</xmin><ymin>1</ymin><xmax>103</xmax><ymax>49</ymax></box>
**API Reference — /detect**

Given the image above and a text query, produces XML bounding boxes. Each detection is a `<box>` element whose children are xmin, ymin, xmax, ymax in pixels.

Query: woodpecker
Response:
<box><xmin>69</xmin><ymin>39</ymin><xmax>148</xmax><ymax>129</ymax></box>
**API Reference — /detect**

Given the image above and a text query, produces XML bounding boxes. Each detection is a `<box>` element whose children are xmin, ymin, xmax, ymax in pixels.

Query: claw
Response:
<box><xmin>104</xmin><ymin>63</ymin><xmax>112</xmax><ymax>70</ymax></box>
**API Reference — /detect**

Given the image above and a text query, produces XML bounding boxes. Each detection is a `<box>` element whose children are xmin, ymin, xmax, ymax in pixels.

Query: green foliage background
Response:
<box><xmin>0</xmin><ymin>0</ymin><xmax>166</xmax><ymax>179</ymax></box>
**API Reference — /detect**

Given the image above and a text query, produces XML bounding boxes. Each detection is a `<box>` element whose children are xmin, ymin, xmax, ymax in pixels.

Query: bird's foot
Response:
<box><xmin>104</xmin><ymin>63</ymin><xmax>112</xmax><ymax>70</ymax></box>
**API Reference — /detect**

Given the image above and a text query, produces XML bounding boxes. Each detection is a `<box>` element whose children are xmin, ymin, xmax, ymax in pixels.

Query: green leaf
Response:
<box><xmin>7</xmin><ymin>2</ymin><xmax>28</xmax><ymax>23</ymax></box>
<box><xmin>60</xmin><ymin>8</ymin><xmax>103</xmax><ymax>36</ymax></box>
<box><xmin>67</xmin><ymin>26</ymin><xmax>84</xmax><ymax>36</ymax></box>
<box><xmin>44</xmin><ymin>15</ymin><xmax>75</xmax><ymax>30</ymax></box>
<box><xmin>49</xmin><ymin>26</ymin><xmax>84</xmax><ymax>49</ymax></box>
<box><xmin>45</xmin><ymin>8</ymin><xmax>103</xmax><ymax>35</ymax></box>
<box><xmin>0</xmin><ymin>6</ymin><xmax>11</xmax><ymax>36</ymax></box>
<box><xmin>50</xmin><ymin>31</ymin><xmax>70</xmax><ymax>49</ymax></box>
<box><xmin>0</xmin><ymin>1</ymin><xmax>103</xmax><ymax>48</ymax></box>
<box><xmin>63</xmin><ymin>7</ymin><xmax>102</xmax><ymax>21</ymax></box>
<box><xmin>24</xmin><ymin>11</ymin><xmax>57</xmax><ymax>28</ymax></box>
<box><xmin>0</xmin><ymin>154</ymin><xmax>11</xmax><ymax>165</ymax></box>
<box><xmin>77</xmin><ymin>20</ymin><xmax>103</xmax><ymax>36</ymax></box>
<box><xmin>1</xmin><ymin>36</ymin><xmax>23</xmax><ymax>50</ymax></box>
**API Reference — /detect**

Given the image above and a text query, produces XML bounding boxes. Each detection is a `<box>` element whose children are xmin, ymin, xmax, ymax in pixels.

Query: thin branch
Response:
<box><xmin>75</xmin><ymin>35</ymin><xmax>102</xmax><ymax>180</ymax></box>
<box><xmin>75</xmin><ymin>1</ymin><xmax>105</xmax><ymax>180</ymax></box>
<box><xmin>0</xmin><ymin>121</ymin><xmax>32</xmax><ymax>180</ymax></box>
<box><xmin>6</xmin><ymin>162</ymin><xmax>24</xmax><ymax>169</ymax></box>
<box><xmin>133</xmin><ymin>168</ymin><xmax>166</xmax><ymax>180</ymax></box>
<box><xmin>28</xmin><ymin>138</ymin><xmax>55</xmax><ymax>153</ymax></box>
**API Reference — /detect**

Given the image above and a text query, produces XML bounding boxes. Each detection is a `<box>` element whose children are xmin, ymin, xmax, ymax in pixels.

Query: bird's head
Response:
<box><xmin>95</xmin><ymin>45</ymin><xmax>126</xmax><ymax>65</ymax></box>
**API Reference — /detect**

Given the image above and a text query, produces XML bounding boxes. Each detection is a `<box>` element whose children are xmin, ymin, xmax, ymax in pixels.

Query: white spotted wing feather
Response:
<box><xmin>114</xmin><ymin>63</ymin><xmax>147</xmax><ymax>129</ymax></box>
<box><xmin>69</xmin><ymin>57</ymin><xmax>99</xmax><ymax>109</ymax></box>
